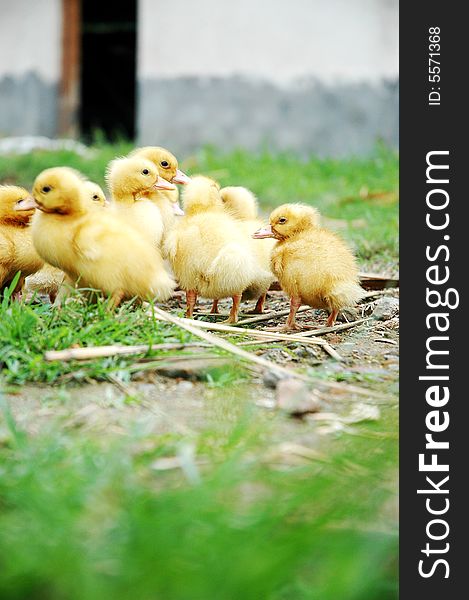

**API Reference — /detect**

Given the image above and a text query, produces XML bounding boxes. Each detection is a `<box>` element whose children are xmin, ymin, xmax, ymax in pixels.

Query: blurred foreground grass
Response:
<box><xmin>0</xmin><ymin>388</ymin><xmax>398</xmax><ymax>600</ymax></box>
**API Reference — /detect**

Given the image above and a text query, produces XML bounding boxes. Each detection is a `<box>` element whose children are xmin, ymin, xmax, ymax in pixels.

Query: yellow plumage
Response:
<box><xmin>129</xmin><ymin>146</ymin><xmax>186</xmax><ymax>237</ymax></box>
<box><xmin>0</xmin><ymin>185</ymin><xmax>44</xmax><ymax>295</ymax></box>
<box><xmin>254</xmin><ymin>203</ymin><xmax>364</xmax><ymax>329</ymax></box>
<box><xmin>105</xmin><ymin>157</ymin><xmax>167</xmax><ymax>246</ymax></box>
<box><xmin>164</xmin><ymin>176</ymin><xmax>266</xmax><ymax>322</ymax></box>
<box><xmin>30</xmin><ymin>168</ymin><xmax>175</xmax><ymax>306</ymax></box>
<box><xmin>220</xmin><ymin>186</ymin><xmax>276</xmax><ymax>312</ymax></box>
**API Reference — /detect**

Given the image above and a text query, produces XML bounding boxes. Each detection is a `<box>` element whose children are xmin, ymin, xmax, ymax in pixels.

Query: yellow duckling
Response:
<box><xmin>0</xmin><ymin>185</ymin><xmax>44</xmax><ymax>295</ymax></box>
<box><xmin>105</xmin><ymin>157</ymin><xmax>176</xmax><ymax>246</ymax></box>
<box><xmin>83</xmin><ymin>180</ymin><xmax>107</xmax><ymax>206</ymax></box>
<box><xmin>164</xmin><ymin>176</ymin><xmax>267</xmax><ymax>323</ymax></box>
<box><xmin>24</xmin><ymin>175</ymin><xmax>108</xmax><ymax>302</ymax></box>
<box><xmin>20</xmin><ymin>167</ymin><xmax>175</xmax><ymax>307</ymax></box>
<box><xmin>129</xmin><ymin>146</ymin><xmax>189</xmax><ymax>234</ymax></box>
<box><xmin>220</xmin><ymin>186</ymin><xmax>276</xmax><ymax>314</ymax></box>
<box><xmin>253</xmin><ymin>203</ymin><xmax>364</xmax><ymax>330</ymax></box>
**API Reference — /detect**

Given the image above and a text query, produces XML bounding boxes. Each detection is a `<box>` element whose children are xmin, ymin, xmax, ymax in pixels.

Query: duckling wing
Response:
<box><xmin>71</xmin><ymin>220</ymin><xmax>107</xmax><ymax>262</ymax></box>
<box><xmin>271</xmin><ymin>251</ymin><xmax>284</xmax><ymax>278</ymax></box>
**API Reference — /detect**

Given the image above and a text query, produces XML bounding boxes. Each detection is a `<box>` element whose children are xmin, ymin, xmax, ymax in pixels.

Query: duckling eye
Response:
<box><xmin>160</xmin><ymin>161</ymin><xmax>169</xmax><ymax>168</ymax></box>
<box><xmin>278</xmin><ymin>217</ymin><xmax>287</xmax><ymax>224</ymax></box>
<box><xmin>142</xmin><ymin>169</ymin><xmax>150</xmax><ymax>175</ymax></box>
<box><xmin>92</xmin><ymin>194</ymin><xmax>99</xmax><ymax>200</ymax></box>
<box><xmin>42</xmin><ymin>186</ymin><xmax>51</xmax><ymax>193</ymax></box>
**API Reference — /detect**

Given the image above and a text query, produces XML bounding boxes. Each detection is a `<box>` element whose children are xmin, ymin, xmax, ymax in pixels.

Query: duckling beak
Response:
<box><xmin>171</xmin><ymin>169</ymin><xmax>191</xmax><ymax>184</ymax></box>
<box><xmin>253</xmin><ymin>225</ymin><xmax>275</xmax><ymax>239</ymax></box>
<box><xmin>172</xmin><ymin>202</ymin><xmax>185</xmax><ymax>216</ymax></box>
<box><xmin>154</xmin><ymin>176</ymin><xmax>176</xmax><ymax>191</ymax></box>
<box><xmin>14</xmin><ymin>196</ymin><xmax>38</xmax><ymax>211</ymax></box>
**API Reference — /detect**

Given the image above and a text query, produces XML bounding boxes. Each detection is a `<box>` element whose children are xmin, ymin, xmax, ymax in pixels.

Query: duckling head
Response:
<box><xmin>1</xmin><ymin>185</ymin><xmax>36</xmax><ymax>225</ymax></box>
<box><xmin>129</xmin><ymin>146</ymin><xmax>191</xmax><ymax>184</ymax></box>
<box><xmin>29</xmin><ymin>168</ymin><xmax>86</xmax><ymax>215</ymax></box>
<box><xmin>220</xmin><ymin>186</ymin><xmax>258</xmax><ymax>220</ymax></box>
<box><xmin>83</xmin><ymin>181</ymin><xmax>107</xmax><ymax>206</ymax></box>
<box><xmin>253</xmin><ymin>203</ymin><xmax>320</xmax><ymax>240</ymax></box>
<box><xmin>182</xmin><ymin>176</ymin><xmax>222</xmax><ymax>216</ymax></box>
<box><xmin>106</xmin><ymin>157</ymin><xmax>176</xmax><ymax>201</ymax></box>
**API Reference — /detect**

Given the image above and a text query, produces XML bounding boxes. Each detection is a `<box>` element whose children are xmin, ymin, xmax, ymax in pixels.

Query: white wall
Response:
<box><xmin>138</xmin><ymin>0</ymin><xmax>398</xmax><ymax>84</ymax></box>
<box><xmin>137</xmin><ymin>0</ymin><xmax>398</xmax><ymax>156</ymax></box>
<box><xmin>0</xmin><ymin>0</ymin><xmax>62</xmax><ymax>82</ymax></box>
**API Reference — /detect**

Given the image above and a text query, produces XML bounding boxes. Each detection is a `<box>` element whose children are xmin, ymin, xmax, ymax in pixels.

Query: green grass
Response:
<box><xmin>0</xmin><ymin>144</ymin><xmax>398</xmax><ymax>599</ymax></box>
<box><xmin>0</xmin><ymin>391</ymin><xmax>398</xmax><ymax>600</ymax></box>
<box><xmin>0</xmin><ymin>289</ymin><xmax>189</xmax><ymax>385</ymax></box>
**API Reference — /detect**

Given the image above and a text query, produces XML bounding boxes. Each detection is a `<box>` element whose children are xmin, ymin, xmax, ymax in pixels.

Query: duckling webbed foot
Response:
<box><xmin>210</xmin><ymin>299</ymin><xmax>219</xmax><ymax>314</ymax></box>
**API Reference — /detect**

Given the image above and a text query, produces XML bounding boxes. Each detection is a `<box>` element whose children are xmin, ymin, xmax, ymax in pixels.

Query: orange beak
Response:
<box><xmin>14</xmin><ymin>196</ymin><xmax>38</xmax><ymax>211</ymax></box>
<box><xmin>171</xmin><ymin>169</ymin><xmax>191</xmax><ymax>185</ymax></box>
<box><xmin>252</xmin><ymin>225</ymin><xmax>275</xmax><ymax>239</ymax></box>
<box><xmin>154</xmin><ymin>176</ymin><xmax>176</xmax><ymax>191</ymax></box>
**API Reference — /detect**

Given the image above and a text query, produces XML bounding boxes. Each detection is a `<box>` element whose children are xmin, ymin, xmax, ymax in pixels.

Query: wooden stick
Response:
<box><xmin>320</xmin><ymin>342</ymin><xmax>344</xmax><ymax>361</ymax></box>
<box><xmin>296</xmin><ymin>319</ymin><xmax>369</xmax><ymax>337</ymax></box>
<box><xmin>236</xmin><ymin>305</ymin><xmax>312</xmax><ymax>326</ymax></box>
<box><xmin>153</xmin><ymin>316</ymin><xmax>342</xmax><ymax>358</ymax></box>
<box><xmin>153</xmin><ymin>316</ymin><xmax>322</xmax><ymax>343</ymax></box>
<box><xmin>220</xmin><ymin>336</ymin><xmax>343</xmax><ymax>360</ymax></box>
<box><xmin>237</xmin><ymin>340</ymin><xmax>286</xmax><ymax>347</ymax></box>
<box><xmin>45</xmin><ymin>341</ymin><xmax>208</xmax><ymax>362</ymax></box>
<box><xmin>150</xmin><ymin>306</ymin><xmax>309</xmax><ymax>380</ymax></box>
<box><xmin>374</xmin><ymin>338</ymin><xmax>398</xmax><ymax>345</ymax></box>
<box><xmin>138</xmin><ymin>308</ymin><xmax>387</xmax><ymax>397</ymax></box>
<box><xmin>359</xmin><ymin>289</ymin><xmax>399</xmax><ymax>301</ymax></box>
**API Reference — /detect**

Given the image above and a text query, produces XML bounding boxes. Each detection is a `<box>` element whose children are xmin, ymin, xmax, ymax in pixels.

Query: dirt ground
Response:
<box><xmin>4</xmin><ymin>289</ymin><xmax>399</xmax><ymax>454</ymax></box>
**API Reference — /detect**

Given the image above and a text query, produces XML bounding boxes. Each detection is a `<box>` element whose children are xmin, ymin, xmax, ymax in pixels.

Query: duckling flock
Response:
<box><xmin>0</xmin><ymin>146</ymin><xmax>364</xmax><ymax>330</ymax></box>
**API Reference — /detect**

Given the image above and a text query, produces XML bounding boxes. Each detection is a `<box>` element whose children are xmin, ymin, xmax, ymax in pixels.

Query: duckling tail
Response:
<box><xmin>329</xmin><ymin>280</ymin><xmax>365</xmax><ymax>310</ymax></box>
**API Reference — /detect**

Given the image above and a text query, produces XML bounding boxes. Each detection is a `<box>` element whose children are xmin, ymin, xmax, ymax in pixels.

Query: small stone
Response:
<box><xmin>262</xmin><ymin>370</ymin><xmax>289</xmax><ymax>389</ymax></box>
<box><xmin>175</xmin><ymin>380</ymin><xmax>195</xmax><ymax>393</ymax></box>
<box><xmin>337</xmin><ymin>307</ymin><xmax>359</xmax><ymax>322</ymax></box>
<box><xmin>293</xmin><ymin>346</ymin><xmax>320</xmax><ymax>361</ymax></box>
<box><xmin>275</xmin><ymin>379</ymin><xmax>321</xmax><ymax>416</ymax></box>
<box><xmin>343</xmin><ymin>403</ymin><xmax>380</xmax><ymax>423</ymax></box>
<box><xmin>372</xmin><ymin>297</ymin><xmax>399</xmax><ymax>321</ymax></box>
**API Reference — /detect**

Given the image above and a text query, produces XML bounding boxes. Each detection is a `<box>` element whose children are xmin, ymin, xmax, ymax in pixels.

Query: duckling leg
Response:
<box><xmin>284</xmin><ymin>296</ymin><xmax>303</xmax><ymax>330</ymax></box>
<box><xmin>108</xmin><ymin>290</ymin><xmax>125</xmax><ymax>310</ymax></box>
<box><xmin>186</xmin><ymin>289</ymin><xmax>198</xmax><ymax>318</ymax></box>
<box><xmin>249</xmin><ymin>294</ymin><xmax>267</xmax><ymax>314</ymax></box>
<box><xmin>210</xmin><ymin>299</ymin><xmax>219</xmax><ymax>314</ymax></box>
<box><xmin>53</xmin><ymin>275</ymin><xmax>76</xmax><ymax>308</ymax></box>
<box><xmin>12</xmin><ymin>276</ymin><xmax>25</xmax><ymax>301</ymax></box>
<box><xmin>265</xmin><ymin>296</ymin><xmax>303</xmax><ymax>331</ymax></box>
<box><xmin>326</xmin><ymin>310</ymin><xmax>339</xmax><ymax>327</ymax></box>
<box><xmin>225</xmin><ymin>294</ymin><xmax>242</xmax><ymax>324</ymax></box>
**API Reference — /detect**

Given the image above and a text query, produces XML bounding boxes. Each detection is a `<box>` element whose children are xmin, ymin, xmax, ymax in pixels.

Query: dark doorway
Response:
<box><xmin>80</xmin><ymin>0</ymin><xmax>137</xmax><ymax>141</ymax></box>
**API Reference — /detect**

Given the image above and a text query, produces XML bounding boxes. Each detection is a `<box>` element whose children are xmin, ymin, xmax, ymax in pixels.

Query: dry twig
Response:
<box><xmin>45</xmin><ymin>342</ymin><xmax>208</xmax><ymax>362</ymax></box>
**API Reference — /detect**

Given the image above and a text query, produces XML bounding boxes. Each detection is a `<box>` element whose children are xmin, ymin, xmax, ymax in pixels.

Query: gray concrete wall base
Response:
<box><xmin>137</xmin><ymin>76</ymin><xmax>398</xmax><ymax>157</ymax></box>
<box><xmin>0</xmin><ymin>72</ymin><xmax>58</xmax><ymax>138</ymax></box>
